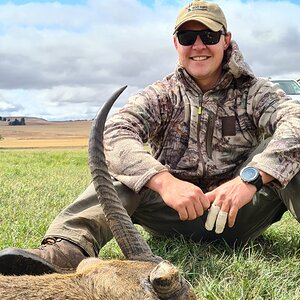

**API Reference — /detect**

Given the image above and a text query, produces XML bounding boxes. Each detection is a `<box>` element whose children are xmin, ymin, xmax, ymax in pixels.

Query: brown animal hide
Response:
<box><xmin>0</xmin><ymin>258</ymin><xmax>197</xmax><ymax>299</ymax></box>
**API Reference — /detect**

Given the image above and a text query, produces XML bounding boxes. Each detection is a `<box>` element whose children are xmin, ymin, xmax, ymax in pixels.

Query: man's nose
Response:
<box><xmin>192</xmin><ymin>35</ymin><xmax>206</xmax><ymax>48</ymax></box>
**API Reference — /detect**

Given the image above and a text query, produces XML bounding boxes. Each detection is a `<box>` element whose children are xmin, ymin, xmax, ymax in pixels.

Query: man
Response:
<box><xmin>1</xmin><ymin>0</ymin><xmax>299</xmax><ymax>275</ymax></box>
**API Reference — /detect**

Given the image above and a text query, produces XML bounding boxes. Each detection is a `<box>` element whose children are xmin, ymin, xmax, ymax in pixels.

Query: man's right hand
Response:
<box><xmin>146</xmin><ymin>171</ymin><xmax>210</xmax><ymax>221</ymax></box>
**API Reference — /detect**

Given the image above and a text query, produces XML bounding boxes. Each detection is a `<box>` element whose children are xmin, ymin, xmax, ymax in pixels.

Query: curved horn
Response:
<box><xmin>88</xmin><ymin>86</ymin><xmax>160</xmax><ymax>263</ymax></box>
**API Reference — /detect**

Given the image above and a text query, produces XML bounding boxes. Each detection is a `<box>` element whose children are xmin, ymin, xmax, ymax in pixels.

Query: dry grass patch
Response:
<box><xmin>0</xmin><ymin>118</ymin><xmax>92</xmax><ymax>149</ymax></box>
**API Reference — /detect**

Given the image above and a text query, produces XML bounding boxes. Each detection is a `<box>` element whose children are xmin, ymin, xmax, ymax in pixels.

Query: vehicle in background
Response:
<box><xmin>271</xmin><ymin>79</ymin><xmax>300</xmax><ymax>102</ymax></box>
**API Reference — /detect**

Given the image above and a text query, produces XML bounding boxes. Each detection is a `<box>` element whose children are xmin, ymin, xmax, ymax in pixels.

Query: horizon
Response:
<box><xmin>0</xmin><ymin>115</ymin><xmax>91</xmax><ymax>122</ymax></box>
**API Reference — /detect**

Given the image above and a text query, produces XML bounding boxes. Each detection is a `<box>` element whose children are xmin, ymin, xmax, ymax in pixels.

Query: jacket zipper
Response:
<box><xmin>197</xmin><ymin>104</ymin><xmax>206</xmax><ymax>177</ymax></box>
<box><xmin>206</xmin><ymin>112</ymin><xmax>215</xmax><ymax>159</ymax></box>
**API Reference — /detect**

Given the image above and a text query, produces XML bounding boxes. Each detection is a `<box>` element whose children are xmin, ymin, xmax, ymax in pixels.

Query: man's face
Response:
<box><xmin>174</xmin><ymin>21</ymin><xmax>231</xmax><ymax>91</ymax></box>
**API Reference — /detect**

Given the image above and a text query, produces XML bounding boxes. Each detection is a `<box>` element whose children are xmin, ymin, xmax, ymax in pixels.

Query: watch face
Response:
<box><xmin>241</xmin><ymin>167</ymin><xmax>259</xmax><ymax>181</ymax></box>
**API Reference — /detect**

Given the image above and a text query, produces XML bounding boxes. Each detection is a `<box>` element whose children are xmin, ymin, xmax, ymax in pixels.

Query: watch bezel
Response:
<box><xmin>240</xmin><ymin>166</ymin><xmax>260</xmax><ymax>182</ymax></box>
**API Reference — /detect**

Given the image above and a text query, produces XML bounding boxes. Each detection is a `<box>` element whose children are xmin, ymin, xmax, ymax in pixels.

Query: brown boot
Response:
<box><xmin>0</xmin><ymin>237</ymin><xmax>88</xmax><ymax>276</ymax></box>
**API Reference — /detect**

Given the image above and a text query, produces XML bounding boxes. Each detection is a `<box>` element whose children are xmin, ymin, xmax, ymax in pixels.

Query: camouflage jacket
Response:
<box><xmin>104</xmin><ymin>41</ymin><xmax>300</xmax><ymax>193</ymax></box>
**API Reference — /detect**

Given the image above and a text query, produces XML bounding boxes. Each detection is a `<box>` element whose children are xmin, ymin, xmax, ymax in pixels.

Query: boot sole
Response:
<box><xmin>0</xmin><ymin>247</ymin><xmax>58</xmax><ymax>275</ymax></box>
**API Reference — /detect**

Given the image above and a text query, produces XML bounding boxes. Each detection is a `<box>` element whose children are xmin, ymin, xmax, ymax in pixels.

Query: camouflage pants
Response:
<box><xmin>44</xmin><ymin>139</ymin><xmax>300</xmax><ymax>257</ymax></box>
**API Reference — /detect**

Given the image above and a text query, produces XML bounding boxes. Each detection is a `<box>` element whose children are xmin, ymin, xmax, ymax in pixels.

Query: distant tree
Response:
<box><xmin>8</xmin><ymin>118</ymin><xmax>26</xmax><ymax>126</ymax></box>
<box><xmin>0</xmin><ymin>117</ymin><xmax>2</xmax><ymax>121</ymax></box>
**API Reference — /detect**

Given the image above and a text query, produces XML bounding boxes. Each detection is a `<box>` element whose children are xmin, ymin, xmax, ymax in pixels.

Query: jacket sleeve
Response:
<box><xmin>103</xmin><ymin>83</ymin><xmax>170</xmax><ymax>192</ymax></box>
<box><xmin>247</xmin><ymin>79</ymin><xmax>300</xmax><ymax>188</ymax></box>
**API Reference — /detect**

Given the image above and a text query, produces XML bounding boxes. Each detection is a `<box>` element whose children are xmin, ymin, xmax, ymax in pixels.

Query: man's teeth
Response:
<box><xmin>192</xmin><ymin>57</ymin><xmax>208</xmax><ymax>61</ymax></box>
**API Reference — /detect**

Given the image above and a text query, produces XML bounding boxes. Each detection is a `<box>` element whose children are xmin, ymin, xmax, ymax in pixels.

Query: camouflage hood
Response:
<box><xmin>223</xmin><ymin>40</ymin><xmax>255</xmax><ymax>79</ymax></box>
<box><xmin>104</xmin><ymin>41</ymin><xmax>300</xmax><ymax>192</ymax></box>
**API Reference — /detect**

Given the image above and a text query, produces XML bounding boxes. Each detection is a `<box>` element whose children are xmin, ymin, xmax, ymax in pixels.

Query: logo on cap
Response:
<box><xmin>188</xmin><ymin>3</ymin><xmax>209</xmax><ymax>12</ymax></box>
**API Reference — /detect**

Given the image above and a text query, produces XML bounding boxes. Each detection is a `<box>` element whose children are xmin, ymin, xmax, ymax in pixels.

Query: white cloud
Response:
<box><xmin>0</xmin><ymin>0</ymin><xmax>299</xmax><ymax>120</ymax></box>
<box><xmin>0</xmin><ymin>100</ymin><xmax>22</xmax><ymax>112</ymax></box>
<box><xmin>222</xmin><ymin>0</ymin><xmax>300</xmax><ymax>78</ymax></box>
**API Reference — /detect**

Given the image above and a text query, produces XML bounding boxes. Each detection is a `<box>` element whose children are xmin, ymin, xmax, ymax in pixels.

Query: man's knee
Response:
<box><xmin>113</xmin><ymin>180</ymin><xmax>142</xmax><ymax>215</ymax></box>
<box><xmin>278</xmin><ymin>172</ymin><xmax>300</xmax><ymax>221</ymax></box>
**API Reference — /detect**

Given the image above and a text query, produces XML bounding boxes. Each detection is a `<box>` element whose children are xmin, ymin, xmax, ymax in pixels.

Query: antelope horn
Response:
<box><xmin>88</xmin><ymin>86</ymin><xmax>161</xmax><ymax>263</ymax></box>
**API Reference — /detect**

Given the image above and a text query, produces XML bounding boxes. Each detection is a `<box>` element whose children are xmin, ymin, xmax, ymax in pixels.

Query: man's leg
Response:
<box><xmin>276</xmin><ymin>173</ymin><xmax>300</xmax><ymax>222</ymax></box>
<box><xmin>0</xmin><ymin>181</ymin><xmax>142</xmax><ymax>275</ymax></box>
<box><xmin>44</xmin><ymin>181</ymin><xmax>142</xmax><ymax>256</ymax></box>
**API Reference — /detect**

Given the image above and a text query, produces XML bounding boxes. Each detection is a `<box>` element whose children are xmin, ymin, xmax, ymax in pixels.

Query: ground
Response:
<box><xmin>0</xmin><ymin>118</ymin><xmax>92</xmax><ymax>149</ymax></box>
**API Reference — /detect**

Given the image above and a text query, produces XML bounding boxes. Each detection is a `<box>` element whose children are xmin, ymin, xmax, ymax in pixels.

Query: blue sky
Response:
<box><xmin>0</xmin><ymin>0</ymin><xmax>86</xmax><ymax>3</ymax></box>
<box><xmin>0</xmin><ymin>0</ymin><xmax>299</xmax><ymax>120</ymax></box>
<box><xmin>0</xmin><ymin>0</ymin><xmax>300</xmax><ymax>7</ymax></box>
<box><xmin>1</xmin><ymin>0</ymin><xmax>299</xmax><ymax>5</ymax></box>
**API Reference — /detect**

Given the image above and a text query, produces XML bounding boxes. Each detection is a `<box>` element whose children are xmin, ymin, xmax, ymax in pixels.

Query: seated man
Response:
<box><xmin>0</xmin><ymin>0</ymin><xmax>299</xmax><ymax>275</ymax></box>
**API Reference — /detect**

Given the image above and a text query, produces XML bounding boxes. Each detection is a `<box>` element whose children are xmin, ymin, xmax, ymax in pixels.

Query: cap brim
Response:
<box><xmin>175</xmin><ymin>17</ymin><xmax>223</xmax><ymax>32</ymax></box>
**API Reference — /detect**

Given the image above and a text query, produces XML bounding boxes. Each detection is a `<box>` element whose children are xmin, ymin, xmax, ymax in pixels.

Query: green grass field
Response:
<box><xmin>0</xmin><ymin>149</ymin><xmax>299</xmax><ymax>299</ymax></box>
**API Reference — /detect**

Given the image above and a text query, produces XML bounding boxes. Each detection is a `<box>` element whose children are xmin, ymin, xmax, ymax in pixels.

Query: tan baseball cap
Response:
<box><xmin>174</xmin><ymin>0</ymin><xmax>227</xmax><ymax>33</ymax></box>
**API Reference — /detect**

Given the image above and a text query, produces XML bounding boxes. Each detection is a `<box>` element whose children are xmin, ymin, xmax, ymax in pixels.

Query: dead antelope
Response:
<box><xmin>0</xmin><ymin>86</ymin><xmax>197</xmax><ymax>300</ymax></box>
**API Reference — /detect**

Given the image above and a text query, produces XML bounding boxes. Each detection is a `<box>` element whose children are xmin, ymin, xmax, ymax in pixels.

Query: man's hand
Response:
<box><xmin>204</xmin><ymin>177</ymin><xmax>257</xmax><ymax>233</ymax></box>
<box><xmin>146</xmin><ymin>172</ymin><xmax>210</xmax><ymax>221</ymax></box>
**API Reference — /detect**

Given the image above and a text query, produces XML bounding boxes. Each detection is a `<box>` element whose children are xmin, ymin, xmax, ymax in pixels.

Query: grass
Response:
<box><xmin>0</xmin><ymin>149</ymin><xmax>299</xmax><ymax>299</ymax></box>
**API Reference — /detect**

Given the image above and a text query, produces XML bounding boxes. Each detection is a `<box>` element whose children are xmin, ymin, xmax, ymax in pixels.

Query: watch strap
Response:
<box><xmin>251</xmin><ymin>174</ymin><xmax>263</xmax><ymax>191</ymax></box>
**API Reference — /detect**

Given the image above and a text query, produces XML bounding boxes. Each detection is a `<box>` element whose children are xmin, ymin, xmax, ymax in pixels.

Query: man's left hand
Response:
<box><xmin>204</xmin><ymin>177</ymin><xmax>257</xmax><ymax>233</ymax></box>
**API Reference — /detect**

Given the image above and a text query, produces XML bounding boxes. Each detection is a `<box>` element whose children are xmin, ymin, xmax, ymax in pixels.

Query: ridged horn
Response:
<box><xmin>88</xmin><ymin>86</ymin><xmax>161</xmax><ymax>263</ymax></box>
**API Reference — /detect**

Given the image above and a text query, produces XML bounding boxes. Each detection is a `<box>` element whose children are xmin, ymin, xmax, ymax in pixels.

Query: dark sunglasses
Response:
<box><xmin>176</xmin><ymin>29</ymin><xmax>225</xmax><ymax>46</ymax></box>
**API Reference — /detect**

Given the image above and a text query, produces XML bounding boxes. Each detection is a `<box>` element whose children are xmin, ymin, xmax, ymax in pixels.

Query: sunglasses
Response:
<box><xmin>176</xmin><ymin>29</ymin><xmax>225</xmax><ymax>46</ymax></box>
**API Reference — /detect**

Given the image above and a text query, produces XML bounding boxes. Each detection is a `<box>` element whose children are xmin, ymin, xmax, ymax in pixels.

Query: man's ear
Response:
<box><xmin>173</xmin><ymin>35</ymin><xmax>179</xmax><ymax>50</ymax></box>
<box><xmin>224</xmin><ymin>31</ymin><xmax>232</xmax><ymax>50</ymax></box>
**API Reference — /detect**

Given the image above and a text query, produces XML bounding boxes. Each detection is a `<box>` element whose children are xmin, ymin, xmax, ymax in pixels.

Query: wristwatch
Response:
<box><xmin>239</xmin><ymin>166</ymin><xmax>263</xmax><ymax>191</ymax></box>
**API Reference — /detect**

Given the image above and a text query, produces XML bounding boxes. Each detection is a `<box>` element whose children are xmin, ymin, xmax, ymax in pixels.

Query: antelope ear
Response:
<box><xmin>150</xmin><ymin>260</ymin><xmax>196</xmax><ymax>299</ymax></box>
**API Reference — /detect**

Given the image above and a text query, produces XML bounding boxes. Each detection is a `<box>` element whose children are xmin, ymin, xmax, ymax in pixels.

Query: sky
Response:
<box><xmin>0</xmin><ymin>0</ymin><xmax>299</xmax><ymax>121</ymax></box>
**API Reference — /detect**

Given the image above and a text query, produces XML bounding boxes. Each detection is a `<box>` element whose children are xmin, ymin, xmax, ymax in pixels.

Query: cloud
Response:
<box><xmin>0</xmin><ymin>0</ymin><xmax>299</xmax><ymax>120</ymax></box>
<box><xmin>223</xmin><ymin>0</ymin><xmax>300</xmax><ymax>78</ymax></box>
<box><xmin>0</xmin><ymin>99</ymin><xmax>23</xmax><ymax>112</ymax></box>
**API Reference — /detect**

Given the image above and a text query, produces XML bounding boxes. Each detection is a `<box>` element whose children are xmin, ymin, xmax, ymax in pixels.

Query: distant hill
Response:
<box><xmin>19</xmin><ymin>117</ymin><xmax>49</xmax><ymax>125</ymax></box>
<box><xmin>0</xmin><ymin>117</ymin><xmax>91</xmax><ymax>125</ymax></box>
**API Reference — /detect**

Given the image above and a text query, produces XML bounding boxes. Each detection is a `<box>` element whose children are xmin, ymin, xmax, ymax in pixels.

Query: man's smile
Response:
<box><xmin>191</xmin><ymin>56</ymin><xmax>209</xmax><ymax>61</ymax></box>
